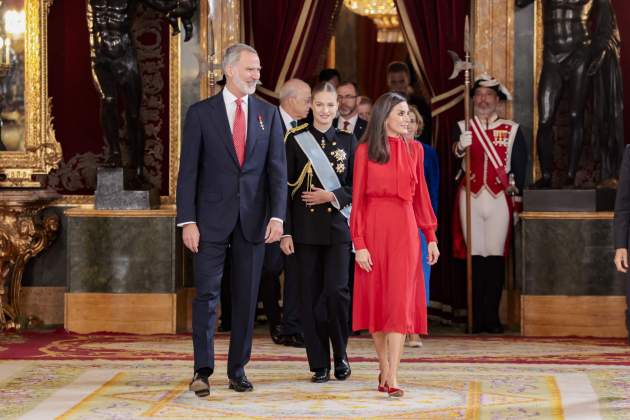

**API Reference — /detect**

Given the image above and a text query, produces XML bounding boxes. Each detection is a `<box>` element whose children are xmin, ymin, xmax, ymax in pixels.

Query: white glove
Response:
<box><xmin>458</xmin><ymin>131</ymin><xmax>472</xmax><ymax>150</ymax></box>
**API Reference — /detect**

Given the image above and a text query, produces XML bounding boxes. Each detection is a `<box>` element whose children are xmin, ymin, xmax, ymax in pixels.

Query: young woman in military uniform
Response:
<box><xmin>280</xmin><ymin>82</ymin><xmax>357</xmax><ymax>383</ymax></box>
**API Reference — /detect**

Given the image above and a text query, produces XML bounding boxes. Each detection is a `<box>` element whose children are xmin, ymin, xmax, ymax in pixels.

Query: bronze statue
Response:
<box><xmin>517</xmin><ymin>0</ymin><xmax>624</xmax><ymax>188</ymax></box>
<box><xmin>88</xmin><ymin>0</ymin><xmax>197</xmax><ymax>189</ymax></box>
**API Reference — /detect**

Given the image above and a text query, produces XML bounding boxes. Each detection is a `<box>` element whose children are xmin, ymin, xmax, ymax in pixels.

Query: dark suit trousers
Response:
<box><xmin>192</xmin><ymin>219</ymin><xmax>265</xmax><ymax>379</ymax></box>
<box><xmin>281</xmin><ymin>254</ymin><xmax>302</xmax><ymax>335</ymax></box>
<box><xmin>260</xmin><ymin>243</ymin><xmax>283</xmax><ymax>329</ymax></box>
<box><xmin>295</xmin><ymin>242</ymin><xmax>351</xmax><ymax>371</ymax></box>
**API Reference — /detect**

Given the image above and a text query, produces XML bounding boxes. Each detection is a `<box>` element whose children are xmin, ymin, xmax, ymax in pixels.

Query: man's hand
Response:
<box><xmin>265</xmin><ymin>219</ymin><xmax>283</xmax><ymax>243</ymax></box>
<box><xmin>427</xmin><ymin>241</ymin><xmax>440</xmax><ymax>265</ymax></box>
<box><xmin>614</xmin><ymin>248</ymin><xmax>628</xmax><ymax>273</ymax></box>
<box><xmin>182</xmin><ymin>223</ymin><xmax>200</xmax><ymax>253</ymax></box>
<box><xmin>355</xmin><ymin>249</ymin><xmax>373</xmax><ymax>272</ymax></box>
<box><xmin>280</xmin><ymin>236</ymin><xmax>294</xmax><ymax>255</ymax></box>
<box><xmin>302</xmin><ymin>187</ymin><xmax>333</xmax><ymax>206</ymax></box>
<box><xmin>458</xmin><ymin>131</ymin><xmax>472</xmax><ymax>150</ymax></box>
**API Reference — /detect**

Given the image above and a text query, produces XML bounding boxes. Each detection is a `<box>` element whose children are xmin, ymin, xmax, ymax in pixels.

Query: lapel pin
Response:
<box><xmin>258</xmin><ymin>114</ymin><xmax>265</xmax><ymax>131</ymax></box>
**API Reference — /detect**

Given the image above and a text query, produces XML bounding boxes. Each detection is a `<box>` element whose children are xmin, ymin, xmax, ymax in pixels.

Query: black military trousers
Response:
<box><xmin>294</xmin><ymin>242</ymin><xmax>351</xmax><ymax>371</ymax></box>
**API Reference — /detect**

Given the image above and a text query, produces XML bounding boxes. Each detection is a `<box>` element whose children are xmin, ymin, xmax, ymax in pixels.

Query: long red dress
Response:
<box><xmin>351</xmin><ymin>137</ymin><xmax>437</xmax><ymax>334</ymax></box>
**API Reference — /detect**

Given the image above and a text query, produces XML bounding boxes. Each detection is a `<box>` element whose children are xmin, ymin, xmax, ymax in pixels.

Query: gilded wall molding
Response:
<box><xmin>472</xmin><ymin>0</ymin><xmax>515</xmax><ymax>119</ymax></box>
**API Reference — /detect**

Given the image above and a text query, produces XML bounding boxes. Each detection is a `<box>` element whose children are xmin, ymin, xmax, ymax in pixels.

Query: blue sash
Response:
<box><xmin>294</xmin><ymin>131</ymin><xmax>351</xmax><ymax>219</ymax></box>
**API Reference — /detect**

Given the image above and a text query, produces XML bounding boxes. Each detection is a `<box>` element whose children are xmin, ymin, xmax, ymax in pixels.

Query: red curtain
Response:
<box><xmin>396</xmin><ymin>0</ymin><xmax>470</xmax><ymax>323</ymax></box>
<box><xmin>356</xmin><ymin>15</ymin><xmax>408</xmax><ymax>101</ymax></box>
<box><xmin>47</xmin><ymin>2</ymin><xmax>171</xmax><ymax>195</ymax></box>
<box><xmin>612</xmin><ymin>0</ymin><xmax>630</xmax><ymax>144</ymax></box>
<box><xmin>243</xmin><ymin>0</ymin><xmax>341</xmax><ymax>103</ymax></box>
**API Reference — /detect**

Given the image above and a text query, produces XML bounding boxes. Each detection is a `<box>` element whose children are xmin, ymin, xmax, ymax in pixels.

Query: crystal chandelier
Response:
<box><xmin>344</xmin><ymin>0</ymin><xmax>404</xmax><ymax>43</ymax></box>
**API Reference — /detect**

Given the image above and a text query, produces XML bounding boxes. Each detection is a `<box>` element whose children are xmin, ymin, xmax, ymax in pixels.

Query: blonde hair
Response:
<box><xmin>408</xmin><ymin>105</ymin><xmax>424</xmax><ymax>136</ymax></box>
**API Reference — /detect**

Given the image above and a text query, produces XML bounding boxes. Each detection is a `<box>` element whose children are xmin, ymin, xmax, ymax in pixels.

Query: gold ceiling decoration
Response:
<box><xmin>344</xmin><ymin>0</ymin><xmax>404</xmax><ymax>43</ymax></box>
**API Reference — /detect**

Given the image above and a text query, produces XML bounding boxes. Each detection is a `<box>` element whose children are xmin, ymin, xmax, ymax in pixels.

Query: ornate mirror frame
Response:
<box><xmin>0</xmin><ymin>0</ymin><xmax>62</xmax><ymax>188</ymax></box>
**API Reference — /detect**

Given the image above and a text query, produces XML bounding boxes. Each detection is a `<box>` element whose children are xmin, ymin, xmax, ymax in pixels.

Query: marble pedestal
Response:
<box><xmin>519</xmin><ymin>211</ymin><xmax>627</xmax><ymax>337</ymax></box>
<box><xmin>64</xmin><ymin>206</ymin><xmax>186</xmax><ymax>334</ymax></box>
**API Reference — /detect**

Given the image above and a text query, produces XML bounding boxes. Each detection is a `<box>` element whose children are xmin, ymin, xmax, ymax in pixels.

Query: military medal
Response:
<box><xmin>258</xmin><ymin>114</ymin><xmax>265</xmax><ymax>130</ymax></box>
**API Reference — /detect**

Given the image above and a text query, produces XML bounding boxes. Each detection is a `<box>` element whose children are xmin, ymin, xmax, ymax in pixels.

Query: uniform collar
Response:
<box><xmin>310</xmin><ymin>124</ymin><xmax>336</xmax><ymax>142</ymax></box>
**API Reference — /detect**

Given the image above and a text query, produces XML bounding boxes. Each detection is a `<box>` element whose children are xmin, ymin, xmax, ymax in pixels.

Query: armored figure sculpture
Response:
<box><xmin>88</xmin><ymin>0</ymin><xmax>197</xmax><ymax>188</ymax></box>
<box><xmin>517</xmin><ymin>0</ymin><xmax>624</xmax><ymax>188</ymax></box>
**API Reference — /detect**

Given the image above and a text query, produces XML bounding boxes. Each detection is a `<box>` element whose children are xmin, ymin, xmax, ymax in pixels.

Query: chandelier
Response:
<box><xmin>344</xmin><ymin>0</ymin><xmax>404</xmax><ymax>43</ymax></box>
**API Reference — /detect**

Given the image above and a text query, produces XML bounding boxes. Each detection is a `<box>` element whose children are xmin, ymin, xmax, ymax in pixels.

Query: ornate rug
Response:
<box><xmin>2</xmin><ymin>332</ymin><xmax>630</xmax><ymax>418</ymax></box>
<box><xmin>1</xmin><ymin>330</ymin><xmax>629</xmax><ymax>364</ymax></box>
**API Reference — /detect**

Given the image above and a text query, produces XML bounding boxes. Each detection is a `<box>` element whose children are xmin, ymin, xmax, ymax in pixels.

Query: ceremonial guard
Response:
<box><xmin>280</xmin><ymin>82</ymin><xmax>356</xmax><ymax>383</ymax></box>
<box><xmin>452</xmin><ymin>74</ymin><xmax>528</xmax><ymax>334</ymax></box>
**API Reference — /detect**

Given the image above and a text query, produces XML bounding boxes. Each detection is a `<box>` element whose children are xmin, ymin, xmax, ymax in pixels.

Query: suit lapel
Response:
<box><xmin>209</xmin><ymin>94</ymin><xmax>239</xmax><ymax>167</ymax></box>
<box><xmin>245</xmin><ymin>95</ymin><xmax>260</xmax><ymax>163</ymax></box>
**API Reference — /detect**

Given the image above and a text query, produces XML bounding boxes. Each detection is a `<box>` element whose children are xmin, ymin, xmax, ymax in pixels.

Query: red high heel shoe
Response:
<box><xmin>377</xmin><ymin>373</ymin><xmax>389</xmax><ymax>392</ymax></box>
<box><xmin>387</xmin><ymin>386</ymin><xmax>404</xmax><ymax>398</ymax></box>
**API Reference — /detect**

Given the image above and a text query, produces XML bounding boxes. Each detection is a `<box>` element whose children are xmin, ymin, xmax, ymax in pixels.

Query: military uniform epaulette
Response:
<box><xmin>284</xmin><ymin>122</ymin><xmax>309</xmax><ymax>143</ymax></box>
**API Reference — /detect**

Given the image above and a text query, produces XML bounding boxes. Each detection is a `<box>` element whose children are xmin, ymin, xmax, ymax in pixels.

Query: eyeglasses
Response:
<box><xmin>338</xmin><ymin>95</ymin><xmax>357</xmax><ymax>101</ymax></box>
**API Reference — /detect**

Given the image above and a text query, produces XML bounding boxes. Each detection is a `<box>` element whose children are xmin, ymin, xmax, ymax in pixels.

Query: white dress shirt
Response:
<box><xmin>178</xmin><ymin>87</ymin><xmax>282</xmax><ymax>227</ymax></box>
<box><xmin>223</xmin><ymin>87</ymin><xmax>248</xmax><ymax>138</ymax></box>
<box><xmin>337</xmin><ymin>114</ymin><xmax>358</xmax><ymax>133</ymax></box>
<box><xmin>279</xmin><ymin>106</ymin><xmax>296</xmax><ymax>131</ymax></box>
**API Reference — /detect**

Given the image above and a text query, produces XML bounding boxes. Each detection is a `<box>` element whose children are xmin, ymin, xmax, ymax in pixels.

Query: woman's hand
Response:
<box><xmin>427</xmin><ymin>242</ymin><xmax>440</xmax><ymax>265</ymax></box>
<box><xmin>302</xmin><ymin>187</ymin><xmax>333</xmax><ymax>206</ymax></box>
<box><xmin>280</xmin><ymin>236</ymin><xmax>295</xmax><ymax>255</ymax></box>
<box><xmin>355</xmin><ymin>249</ymin><xmax>373</xmax><ymax>272</ymax></box>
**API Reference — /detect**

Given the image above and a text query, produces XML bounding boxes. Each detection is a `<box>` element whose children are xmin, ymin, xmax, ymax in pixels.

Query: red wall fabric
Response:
<box><xmin>244</xmin><ymin>0</ymin><xmax>341</xmax><ymax>103</ymax></box>
<box><xmin>47</xmin><ymin>2</ymin><xmax>171</xmax><ymax>195</ymax></box>
<box><xmin>612</xmin><ymin>0</ymin><xmax>630</xmax><ymax>143</ymax></box>
<box><xmin>396</xmin><ymin>0</ymin><xmax>470</xmax><ymax>322</ymax></box>
<box><xmin>355</xmin><ymin>15</ymin><xmax>408</xmax><ymax>101</ymax></box>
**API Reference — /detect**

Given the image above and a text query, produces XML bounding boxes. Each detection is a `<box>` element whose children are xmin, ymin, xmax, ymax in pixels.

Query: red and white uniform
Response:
<box><xmin>452</xmin><ymin>115</ymin><xmax>520</xmax><ymax>258</ymax></box>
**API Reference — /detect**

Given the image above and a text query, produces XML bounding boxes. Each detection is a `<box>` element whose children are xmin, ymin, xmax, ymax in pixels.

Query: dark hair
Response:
<box><xmin>318</xmin><ymin>68</ymin><xmax>341</xmax><ymax>82</ymax></box>
<box><xmin>361</xmin><ymin>92</ymin><xmax>407</xmax><ymax>163</ymax></box>
<box><xmin>337</xmin><ymin>81</ymin><xmax>359</xmax><ymax>94</ymax></box>
<box><xmin>386</xmin><ymin>61</ymin><xmax>410</xmax><ymax>76</ymax></box>
<box><xmin>311</xmin><ymin>81</ymin><xmax>337</xmax><ymax>98</ymax></box>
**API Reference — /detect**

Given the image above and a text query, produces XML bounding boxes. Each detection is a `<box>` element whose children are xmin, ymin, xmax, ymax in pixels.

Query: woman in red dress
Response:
<box><xmin>351</xmin><ymin>92</ymin><xmax>439</xmax><ymax>397</ymax></box>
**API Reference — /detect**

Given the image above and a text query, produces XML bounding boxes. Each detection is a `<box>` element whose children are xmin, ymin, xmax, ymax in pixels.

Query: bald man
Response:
<box><xmin>261</xmin><ymin>79</ymin><xmax>311</xmax><ymax>348</ymax></box>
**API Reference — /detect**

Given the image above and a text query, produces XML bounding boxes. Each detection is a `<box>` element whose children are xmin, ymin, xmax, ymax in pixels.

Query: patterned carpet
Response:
<box><xmin>2</xmin><ymin>331</ymin><xmax>630</xmax><ymax>419</ymax></box>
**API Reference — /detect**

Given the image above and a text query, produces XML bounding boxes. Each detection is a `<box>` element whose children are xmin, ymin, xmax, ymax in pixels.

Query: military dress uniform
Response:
<box><xmin>284</xmin><ymin>123</ymin><xmax>356</xmax><ymax>379</ymax></box>
<box><xmin>452</xmin><ymin>115</ymin><xmax>528</xmax><ymax>333</ymax></box>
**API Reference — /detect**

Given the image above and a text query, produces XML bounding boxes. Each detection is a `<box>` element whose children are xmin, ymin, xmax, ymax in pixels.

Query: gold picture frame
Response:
<box><xmin>0</xmin><ymin>0</ymin><xmax>62</xmax><ymax>188</ymax></box>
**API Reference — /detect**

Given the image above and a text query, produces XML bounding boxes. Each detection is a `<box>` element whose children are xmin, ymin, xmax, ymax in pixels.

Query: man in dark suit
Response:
<box><xmin>333</xmin><ymin>81</ymin><xmax>367</xmax><ymax>141</ymax></box>
<box><xmin>613</xmin><ymin>145</ymin><xmax>630</xmax><ymax>344</ymax></box>
<box><xmin>176</xmin><ymin>43</ymin><xmax>287</xmax><ymax>397</ymax></box>
<box><xmin>386</xmin><ymin>61</ymin><xmax>432</xmax><ymax>145</ymax></box>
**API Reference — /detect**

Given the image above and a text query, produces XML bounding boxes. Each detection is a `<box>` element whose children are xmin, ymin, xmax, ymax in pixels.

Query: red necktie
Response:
<box><xmin>233</xmin><ymin>98</ymin><xmax>246</xmax><ymax>166</ymax></box>
<box><xmin>343</xmin><ymin>120</ymin><xmax>350</xmax><ymax>131</ymax></box>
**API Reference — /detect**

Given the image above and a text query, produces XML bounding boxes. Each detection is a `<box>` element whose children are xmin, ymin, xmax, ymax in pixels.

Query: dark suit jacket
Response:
<box><xmin>333</xmin><ymin>116</ymin><xmax>367</xmax><ymax>141</ymax></box>
<box><xmin>614</xmin><ymin>145</ymin><xmax>630</xmax><ymax>249</ymax></box>
<box><xmin>285</xmin><ymin>125</ymin><xmax>356</xmax><ymax>245</ymax></box>
<box><xmin>176</xmin><ymin>92</ymin><xmax>287</xmax><ymax>243</ymax></box>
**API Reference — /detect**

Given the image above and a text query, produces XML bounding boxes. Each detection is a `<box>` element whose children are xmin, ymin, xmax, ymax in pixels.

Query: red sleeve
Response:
<box><xmin>350</xmin><ymin>144</ymin><xmax>368</xmax><ymax>250</ymax></box>
<box><xmin>412</xmin><ymin>143</ymin><xmax>438</xmax><ymax>242</ymax></box>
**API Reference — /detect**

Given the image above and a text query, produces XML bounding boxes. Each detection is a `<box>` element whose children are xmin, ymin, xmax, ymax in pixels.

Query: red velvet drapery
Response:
<box><xmin>612</xmin><ymin>0</ymin><xmax>630</xmax><ymax>144</ymax></box>
<box><xmin>396</xmin><ymin>0</ymin><xmax>470</xmax><ymax>323</ymax></box>
<box><xmin>356</xmin><ymin>15</ymin><xmax>408</xmax><ymax>102</ymax></box>
<box><xmin>243</xmin><ymin>0</ymin><xmax>341</xmax><ymax>103</ymax></box>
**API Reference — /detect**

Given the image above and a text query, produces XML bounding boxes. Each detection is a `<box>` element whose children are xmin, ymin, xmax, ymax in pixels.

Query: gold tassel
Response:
<box><xmin>288</xmin><ymin>162</ymin><xmax>313</xmax><ymax>198</ymax></box>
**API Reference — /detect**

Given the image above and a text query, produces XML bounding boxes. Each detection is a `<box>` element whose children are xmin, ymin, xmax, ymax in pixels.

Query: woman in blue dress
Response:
<box><xmin>406</xmin><ymin>105</ymin><xmax>439</xmax><ymax>347</ymax></box>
